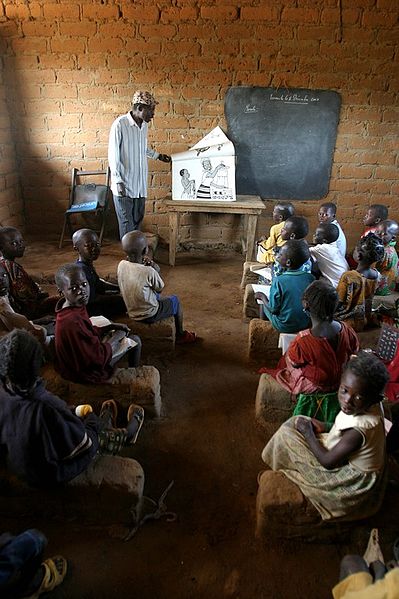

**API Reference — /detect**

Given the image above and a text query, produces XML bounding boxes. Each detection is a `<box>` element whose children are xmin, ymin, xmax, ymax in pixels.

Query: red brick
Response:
<box><xmin>50</xmin><ymin>38</ymin><xmax>86</xmax><ymax>54</ymax></box>
<box><xmin>43</xmin><ymin>84</ymin><xmax>78</xmax><ymax>99</ymax></box>
<box><xmin>4</xmin><ymin>56</ymin><xmax>40</xmax><ymax>70</ymax></box>
<box><xmin>124</xmin><ymin>39</ymin><xmax>161</xmax><ymax>54</ymax></box>
<box><xmin>82</xmin><ymin>114</ymin><xmax>115</xmax><ymax>130</ymax></box>
<box><xmin>162</xmin><ymin>41</ymin><xmax>201</xmax><ymax>56</ymax></box>
<box><xmin>43</xmin><ymin>4</ymin><xmax>80</xmax><ymax>20</ymax></box>
<box><xmin>214</xmin><ymin>24</ymin><xmax>254</xmax><ymax>39</ymax></box>
<box><xmin>185</xmin><ymin>57</ymin><xmax>219</xmax><ymax>72</ymax></box>
<box><xmin>240</xmin><ymin>40</ymin><xmax>277</xmax><ymax>55</ymax></box>
<box><xmin>174</xmin><ymin>24</ymin><xmax>209</xmax><ymax>40</ymax></box>
<box><xmin>98</xmin><ymin>22</ymin><xmax>136</xmax><ymax>37</ymax></box>
<box><xmin>377</xmin><ymin>0</ymin><xmax>399</xmax><ymax>7</ymax></box>
<box><xmin>22</xmin><ymin>22</ymin><xmax>58</xmax><ymax>37</ymax></box>
<box><xmin>28</xmin><ymin>3</ymin><xmax>42</xmax><ymax>19</ymax></box>
<box><xmin>282</xmin><ymin>7</ymin><xmax>320</xmax><ymax>23</ymax></box>
<box><xmin>375</xmin><ymin>166</ymin><xmax>399</xmax><ymax>179</ymax></box>
<box><xmin>11</xmin><ymin>38</ymin><xmax>47</xmax><ymax>54</ymax></box>
<box><xmin>122</xmin><ymin>4</ymin><xmax>159</xmax><ymax>22</ymax></box>
<box><xmin>77</xmin><ymin>54</ymin><xmax>106</xmax><ymax>69</ymax></box>
<box><xmin>49</xmin><ymin>145</ymin><xmax>84</xmax><ymax>159</ymax></box>
<box><xmin>200</xmin><ymin>6</ymin><xmax>238</xmax><ymax>20</ymax></box>
<box><xmin>5</xmin><ymin>4</ymin><xmax>30</xmax><ymax>19</ymax></box>
<box><xmin>160</xmin><ymin>7</ymin><xmax>198</xmax><ymax>22</ymax></box>
<box><xmin>240</xmin><ymin>7</ymin><xmax>280</xmax><ymax>21</ymax></box>
<box><xmin>56</xmin><ymin>70</ymin><xmax>92</xmax><ymax>85</ymax></box>
<box><xmin>340</xmin><ymin>165</ymin><xmax>374</xmax><ymax>178</ymax></box>
<box><xmin>182</xmin><ymin>87</ymin><xmax>219</xmax><ymax>101</ymax></box>
<box><xmin>297</xmin><ymin>25</ymin><xmax>336</xmax><ymax>41</ymax></box>
<box><xmin>196</xmin><ymin>71</ymin><xmax>232</xmax><ymax>86</ymax></box>
<box><xmin>362</xmin><ymin>10</ymin><xmax>398</xmax><ymax>26</ymax></box>
<box><xmin>20</xmin><ymin>69</ymin><xmax>56</xmax><ymax>84</ymax></box>
<box><xmin>338</xmin><ymin>27</ymin><xmax>377</xmax><ymax>42</ymax></box>
<box><xmin>82</xmin><ymin>5</ymin><xmax>119</xmax><ymax>20</ymax></box>
<box><xmin>139</xmin><ymin>24</ymin><xmax>177</xmax><ymax>39</ymax></box>
<box><xmin>88</xmin><ymin>37</ymin><xmax>124</xmax><ymax>53</ymax></box>
<box><xmin>47</xmin><ymin>114</ymin><xmax>80</xmax><ymax>129</ymax></box>
<box><xmin>221</xmin><ymin>56</ymin><xmax>258</xmax><ymax>71</ymax></box>
<box><xmin>382</xmin><ymin>109</ymin><xmax>399</xmax><ymax>122</ymax></box>
<box><xmin>39</xmin><ymin>54</ymin><xmax>76</xmax><ymax>69</ymax></box>
<box><xmin>96</xmin><ymin>70</ymin><xmax>131</xmax><ymax>85</ymax></box>
<box><xmin>59</xmin><ymin>22</ymin><xmax>97</xmax><ymax>37</ymax></box>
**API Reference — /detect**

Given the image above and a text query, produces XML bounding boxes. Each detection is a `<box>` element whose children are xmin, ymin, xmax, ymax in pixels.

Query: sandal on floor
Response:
<box><xmin>24</xmin><ymin>556</ymin><xmax>67</xmax><ymax>598</ymax></box>
<box><xmin>126</xmin><ymin>404</ymin><xmax>145</xmax><ymax>445</ymax></box>
<box><xmin>176</xmin><ymin>330</ymin><xmax>196</xmax><ymax>345</ymax></box>
<box><xmin>100</xmin><ymin>399</ymin><xmax>118</xmax><ymax>428</ymax></box>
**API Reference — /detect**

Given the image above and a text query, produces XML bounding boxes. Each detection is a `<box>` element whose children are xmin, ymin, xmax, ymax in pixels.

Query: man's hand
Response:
<box><xmin>158</xmin><ymin>154</ymin><xmax>171</xmax><ymax>163</ymax></box>
<box><xmin>117</xmin><ymin>182</ymin><xmax>126</xmax><ymax>197</ymax></box>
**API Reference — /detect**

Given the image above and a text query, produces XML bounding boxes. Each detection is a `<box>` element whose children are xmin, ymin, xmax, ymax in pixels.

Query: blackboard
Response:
<box><xmin>225</xmin><ymin>87</ymin><xmax>341</xmax><ymax>200</ymax></box>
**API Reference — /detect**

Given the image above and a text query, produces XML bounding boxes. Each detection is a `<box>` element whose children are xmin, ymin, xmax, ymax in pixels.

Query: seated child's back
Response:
<box><xmin>309</xmin><ymin>223</ymin><xmax>348</xmax><ymax>287</ymax></box>
<box><xmin>256</xmin><ymin>239</ymin><xmax>315</xmax><ymax>333</ymax></box>
<box><xmin>256</xmin><ymin>202</ymin><xmax>294</xmax><ymax>264</ymax></box>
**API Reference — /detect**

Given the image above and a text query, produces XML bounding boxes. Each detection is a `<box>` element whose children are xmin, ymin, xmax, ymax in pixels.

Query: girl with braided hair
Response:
<box><xmin>262</xmin><ymin>280</ymin><xmax>359</xmax><ymax>396</ymax></box>
<box><xmin>0</xmin><ymin>330</ymin><xmax>144</xmax><ymax>487</ymax></box>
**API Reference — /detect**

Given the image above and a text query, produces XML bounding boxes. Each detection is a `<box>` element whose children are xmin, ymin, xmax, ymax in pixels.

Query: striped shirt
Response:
<box><xmin>108</xmin><ymin>111</ymin><xmax>159</xmax><ymax>198</ymax></box>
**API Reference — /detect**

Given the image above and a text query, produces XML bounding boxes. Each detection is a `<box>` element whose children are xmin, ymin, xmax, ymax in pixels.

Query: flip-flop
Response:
<box><xmin>24</xmin><ymin>556</ymin><xmax>67</xmax><ymax>598</ymax></box>
<box><xmin>126</xmin><ymin>404</ymin><xmax>145</xmax><ymax>444</ymax></box>
<box><xmin>176</xmin><ymin>330</ymin><xmax>196</xmax><ymax>345</ymax></box>
<box><xmin>100</xmin><ymin>399</ymin><xmax>118</xmax><ymax>428</ymax></box>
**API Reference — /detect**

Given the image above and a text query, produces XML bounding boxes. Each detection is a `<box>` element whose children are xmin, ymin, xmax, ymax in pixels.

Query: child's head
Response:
<box><xmin>0</xmin><ymin>329</ymin><xmax>43</xmax><ymax>393</ymax></box>
<box><xmin>0</xmin><ymin>263</ymin><xmax>9</xmax><ymax>297</ymax></box>
<box><xmin>72</xmin><ymin>229</ymin><xmax>101</xmax><ymax>263</ymax></box>
<box><xmin>272</xmin><ymin>202</ymin><xmax>295</xmax><ymax>224</ymax></box>
<box><xmin>180</xmin><ymin>168</ymin><xmax>189</xmax><ymax>177</ymax></box>
<box><xmin>363</xmin><ymin>204</ymin><xmax>388</xmax><ymax>227</ymax></box>
<box><xmin>339</xmin><ymin>352</ymin><xmax>389</xmax><ymax>416</ymax></box>
<box><xmin>318</xmin><ymin>202</ymin><xmax>337</xmax><ymax>224</ymax></box>
<box><xmin>353</xmin><ymin>233</ymin><xmax>384</xmax><ymax>266</ymax></box>
<box><xmin>280</xmin><ymin>216</ymin><xmax>309</xmax><ymax>241</ymax></box>
<box><xmin>55</xmin><ymin>263</ymin><xmax>89</xmax><ymax>309</ymax></box>
<box><xmin>277</xmin><ymin>239</ymin><xmax>310</xmax><ymax>271</ymax></box>
<box><xmin>313</xmin><ymin>223</ymin><xmax>339</xmax><ymax>245</ymax></box>
<box><xmin>0</xmin><ymin>227</ymin><xmax>25</xmax><ymax>260</ymax></box>
<box><xmin>375</xmin><ymin>219</ymin><xmax>399</xmax><ymax>246</ymax></box>
<box><xmin>302</xmin><ymin>280</ymin><xmax>338</xmax><ymax>322</ymax></box>
<box><xmin>121</xmin><ymin>231</ymin><xmax>148</xmax><ymax>263</ymax></box>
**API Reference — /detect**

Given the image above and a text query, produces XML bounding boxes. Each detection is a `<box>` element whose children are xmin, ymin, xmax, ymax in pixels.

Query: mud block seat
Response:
<box><xmin>256</xmin><ymin>471</ymin><xmax>322</xmax><ymax>540</ymax></box>
<box><xmin>119</xmin><ymin>316</ymin><xmax>176</xmax><ymax>353</ymax></box>
<box><xmin>240</xmin><ymin>261</ymin><xmax>262</xmax><ymax>290</ymax></box>
<box><xmin>243</xmin><ymin>284</ymin><xmax>259</xmax><ymax>321</ymax></box>
<box><xmin>248</xmin><ymin>318</ymin><xmax>281</xmax><ymax>365</ymax></box>
<box><xmin>255</xmin><ymin>373</ymin><xmax>292</xmax><ymax>427</ymax></box>
<box><xmin>42</xmin><ymin>364</ymin><xmax>162</xmax><ymax>418</ymax></box>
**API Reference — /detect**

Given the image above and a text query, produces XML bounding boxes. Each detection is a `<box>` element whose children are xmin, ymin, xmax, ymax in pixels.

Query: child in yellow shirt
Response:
<box><xmin>256</xmin><ymin>202</ymin><xmax>294</xmax><ymax>264</ymax></box>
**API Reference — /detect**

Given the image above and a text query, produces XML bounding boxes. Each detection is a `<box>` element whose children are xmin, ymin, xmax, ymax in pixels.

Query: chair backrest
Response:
<box><xmin>67</xmin><ymin>168</ymin><xmax>111</xmax><ymax>213</ymax></box>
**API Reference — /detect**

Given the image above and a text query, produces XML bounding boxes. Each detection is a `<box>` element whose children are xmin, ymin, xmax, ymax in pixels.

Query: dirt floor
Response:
<box><xmin>2</xmin><ymin>237</ymin><xmax>399</xmax><ymax>599</ymax></box>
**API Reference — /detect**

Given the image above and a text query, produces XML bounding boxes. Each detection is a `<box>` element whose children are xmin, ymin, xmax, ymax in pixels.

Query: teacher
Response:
<box><xmin>108</xmin><ymin>90</ymin><xmax>171</xmax><ymax>238</ymax></box>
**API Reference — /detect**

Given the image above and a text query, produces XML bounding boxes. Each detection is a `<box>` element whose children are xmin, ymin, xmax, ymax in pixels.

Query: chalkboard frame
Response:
<box><xmin>225</xmin><ymin>86</ymin><xmax>341</xmax><ymax>200</ymax></box>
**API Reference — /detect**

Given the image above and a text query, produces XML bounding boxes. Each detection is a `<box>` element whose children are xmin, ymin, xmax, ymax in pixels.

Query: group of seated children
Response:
<box><xmin>252</xmin><ymin>202</ymin><xmax>397</xmax><ymax>334</ymax></box>
<box><xmin>0</xmin><ymin>224</ymin><xmax>196</xmax><ymax>490</ymax></box>
<box><xmin>255</xmin><ymin>202</ymin><xmax>399</xmax><ymax>523</ymax></box>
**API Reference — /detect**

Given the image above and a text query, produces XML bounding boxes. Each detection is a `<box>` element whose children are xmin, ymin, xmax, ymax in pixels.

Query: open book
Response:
<box><xmin>251</xmin><ymin>284</ymin><xmax>271</xmax><ymax>304</ymax></box>
<box><xmin>90</xmin><ymin>315</ymin><xmax>137</xmax><ymax>361</ymax></box>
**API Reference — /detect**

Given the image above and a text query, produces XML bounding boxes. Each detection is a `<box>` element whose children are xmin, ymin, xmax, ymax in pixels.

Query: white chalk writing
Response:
<box><xmin>270</xmin><ymin>91</ymin><xmax>320</xmax><ymax>105</ymax></box>
<box><xmin>244</xmin><ymin>104</ymin><xmax>258</xmax><ymax>113</ymax></box>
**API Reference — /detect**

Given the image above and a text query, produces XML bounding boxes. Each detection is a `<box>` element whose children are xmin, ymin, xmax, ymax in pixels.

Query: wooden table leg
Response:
<box><xmin>246</xmin><ymin>214</ymin><xmax>258</xmax><ymax>261</ymax></box>
<box><xmin>169</xmin><ymin>212</ymin><xmax>179</xmax><ymax>266</ymax></box>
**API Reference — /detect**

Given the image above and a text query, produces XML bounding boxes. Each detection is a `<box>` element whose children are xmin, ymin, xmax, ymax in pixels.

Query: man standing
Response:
<box><xmin>108</xmin><ymin>90</ymin><xmax>171</xmax><ymax>238</ymax></box>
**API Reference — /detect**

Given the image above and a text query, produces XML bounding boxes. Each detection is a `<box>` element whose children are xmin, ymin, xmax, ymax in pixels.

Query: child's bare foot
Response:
<box><xmin>176</xmin><ymin>330</ymin><xmax>196</xmax><ymax>345</ymax></box>
<box><xmin>100</xmin><ymin>399</ymin><xmax>118</xmax><ymax>428</ymax></box>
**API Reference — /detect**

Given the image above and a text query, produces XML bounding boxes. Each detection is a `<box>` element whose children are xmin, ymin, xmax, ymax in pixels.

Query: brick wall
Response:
<box><xmin>0</xmin><ymin>39</ymin><xmax>23</xmax><ymax>228</ymax></box>
<box><xmin>0</xmin><ymin>0</ymin><xmax>398</xmax><ymax>250</ymax></box>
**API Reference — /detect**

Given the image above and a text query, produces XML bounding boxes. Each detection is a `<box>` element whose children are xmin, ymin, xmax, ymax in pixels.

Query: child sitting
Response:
<box><xmin>0</xmin><ymin>261</ymin><xmax>47</xmax><ymax>344</ymax></box>
<box><xmin>117</xmin><ymin>231</ymin><xmax>196</xmax><ymax>344</ymax></box>
<box><xmin>0</xmin><ymin>330</ymin><xmax>144</xmax><ymax>487</ymax></box>
<box><xmin>362</xmin><ymin>204</ymin><xmax>388</xmax><ymax>237</ymax></box>
<box><xmin>0</xmin><ymin>227</ymin><xmax>57</xmax><ymax>320</ymax></box>
<box><xmin>318</xmin><ymin>202</ymin><xmax>346</xmax><ymax>257</ymax></box>
<box><xmin>335</xmin><ymin>234</ymin><xmax>384</xmax><ymax>332</ymax></box>
<box><xmin>54</xmin><ymin>263</ymin><xmax>141</xmax><ymax>384</ymax></box>
<box><xmin>266</xmin><ymin>280</ymin><xmax>359</xmax><ymax>395</ymax></box>
<box><xmin>272</xmin><ymin>215</ymin><xmax>311</xmax><ymax>275</ymax></box>
<box><xmin>255</xmin><ymin>240</ymin><xmax>315</xmax><ymax>333</ymax></box>
<box><xmin>261</xmin><ymin>351</ymin><xmax>388</xmax><ymax>521</ymax></box>
<box><xmin>374</xmin><ymin>219</ymin><xmax>399</xmax><ymax>296</ymax></box>
<box><xmin>256</xmin><ymin>202</ymin><xmax>294</xmax><ymax>264</ymax></box>
<box><xmin>73</xmin><ymin>228</ymin><xmax>126</xmax><ymax>318</ymax></box>
<box><xmin>309</xmin><ymin>222</ymin><xmax>349</xmax><ymax>287</ymax></box>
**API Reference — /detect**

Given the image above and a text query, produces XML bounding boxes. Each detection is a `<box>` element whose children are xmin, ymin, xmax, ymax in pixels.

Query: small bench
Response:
<box><xmin>119</xmin><ymin>316</ymin><xmax>176</xmax><ymax>353</ymax></box>
<box><xmin>255</xmin><ymin>373</ymin><xmax>293</xmax><ymax>428</ymax></box>
<box><xmin>42</xmin><ymin>364</ymin><xmax>162</xmax><ymax>418</ymax></box>
<box><xmin>248</xmin><ymin>319</ymin><xmax>282</xmax><ymax>366</ymax></box>
<box><xmin>240</xmin><ymin>261</ymin><xmax>262</xmax><ymax>290</ymax></box>
<box><xmin>243</xmin><ymin>284</ymin><xmax>260</xmax><ymax>321</ymax></box>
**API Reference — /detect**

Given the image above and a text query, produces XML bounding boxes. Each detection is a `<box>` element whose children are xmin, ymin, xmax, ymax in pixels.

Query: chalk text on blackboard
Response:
<box><xmin>244</xmin><ymin>104</ymin><xmax>258</xmax><ymax>113</ymax></box>
<box><xmin>270</xmin><ymin>91</ymin><xmax>320</xmax><ymax>105</ymax></box>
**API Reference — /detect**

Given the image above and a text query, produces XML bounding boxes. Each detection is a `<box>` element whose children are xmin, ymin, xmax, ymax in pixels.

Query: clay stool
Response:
<box><xmin>243</xmin><ymin>284</ymin><xmax>261</xmax><ymax>321</ymax></box>
<box><xmin>123</xmin><ymin>316</ymin><xmax>176</xmax><ymax>353</ymax></box>
<box><xmin>255</xmin><ymin>373</ymin><xmax>293</xmax><ymax>427</ymax></box>
<box><xmin>41</xmin><ymin>364</ymin><xmax>162</xmax><ymax>417</ymax></box>
<box><xmin>144</xmin><ymin>231</ymin><xmax>159</xmax><ymax>257</ymax></box>
<box><xmin>248</xmin><ymin>318</ymin><xmax>281</xmax><ymax>365</ymax></box>
<box><xmin>240</xmin><ymin>261</ymin><xmax>262</xmax><ymax>290</ymax></box>
<box><xmin>256</xmin><ymin>470</ymin><xmax>321</xmax><ymax>540</ymax></box>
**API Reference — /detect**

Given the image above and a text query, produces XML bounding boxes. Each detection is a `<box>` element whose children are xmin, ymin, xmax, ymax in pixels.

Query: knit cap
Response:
<box><xmin>132</xmin><ymin>90</ymin><xmax>158</xmax><ymax>107</ymax></box>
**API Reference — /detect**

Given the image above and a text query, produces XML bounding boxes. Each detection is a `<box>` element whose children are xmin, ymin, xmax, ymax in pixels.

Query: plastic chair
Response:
<box><xmin>59</xmin><ymin>167</ymin><xmax>112</xmax><ymax>248</ymax></box>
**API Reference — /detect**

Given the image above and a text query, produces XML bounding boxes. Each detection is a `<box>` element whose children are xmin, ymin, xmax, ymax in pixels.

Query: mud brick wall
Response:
<box><xmin>0</xmin><ymin>1</ymin><xmax>398</xmax><ymax>249</ymax></box>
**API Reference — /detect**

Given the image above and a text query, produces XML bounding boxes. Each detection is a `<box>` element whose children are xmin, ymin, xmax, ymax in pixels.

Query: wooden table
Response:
<box><xmin>164</xmin><ymin>195</ymin><xmax>265</xmax><ymax>266</ymax></box>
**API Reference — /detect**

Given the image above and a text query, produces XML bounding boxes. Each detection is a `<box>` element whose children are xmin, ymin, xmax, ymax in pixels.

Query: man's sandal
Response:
<box><xmin>176</xmin><ymin>330</ymin><xmax>196</xmax><ymax>345</ymax></box>
<box><xmin>127</xmin><ymin>404</ymin><xmax>145</xmax><ymax>444</ymax></box>
<box><xmin>24</xmin><ymin>555</ymin><xmax>67</xmax><ymax>599</ymax></box>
